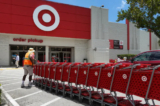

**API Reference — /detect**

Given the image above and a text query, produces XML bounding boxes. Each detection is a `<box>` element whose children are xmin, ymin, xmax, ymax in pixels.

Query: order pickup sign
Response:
<box><xmin>13</xmin><ymin>38</ymin><xmax>43</xmax><ymax>43</ymax></box>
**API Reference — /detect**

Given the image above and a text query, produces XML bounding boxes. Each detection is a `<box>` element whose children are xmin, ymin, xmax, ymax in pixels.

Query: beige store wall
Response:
<box><xmin>0</xmin><ymin>34</ymin><xmax>9</xmax><ymax>66</ymax></box>
<box><xmin>0</xmin><ymin>33</ymin><xmax>88</xmax><ymax>66</ymax></box>
<box><xmin>108</xmin><ymin>22</ymin><xmax>128</xmax><ymax>59</ymax></box>
<box><xmin>151</xmin><ymin>32</ymin><xmax>159</xmax><ymax>50</ymax></box>
<box><xmin>139</xmin><ymin>30</ymin><xmax>149</xmax><ymax>52</ymax></box>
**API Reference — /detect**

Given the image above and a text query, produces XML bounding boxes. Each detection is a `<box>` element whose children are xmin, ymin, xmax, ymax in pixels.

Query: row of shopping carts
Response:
<box><xmin>33</xmin><ymin>62</ymin><xmax>160</xmax><ymax>106</ymax></box>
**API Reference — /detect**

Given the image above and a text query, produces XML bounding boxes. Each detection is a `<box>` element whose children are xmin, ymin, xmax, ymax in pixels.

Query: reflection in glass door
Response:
<box><xmin>38</xmin><ymin>52</ymin><xmax>45</xmax><ymax>62</ymax></box>
<box><xmin>64</xmin><ymin>52</ymin><xmax>71</xmax><ymax>62</ymax></box>
<box><xmin>11</xmin><ymin>52</ymin><xmax>17</xmax><ymax>66</ymax></box>
<box><xmin>50</xmin><ymin>52</ymin><xmax>60</xmax><ymax>62</ymax></box>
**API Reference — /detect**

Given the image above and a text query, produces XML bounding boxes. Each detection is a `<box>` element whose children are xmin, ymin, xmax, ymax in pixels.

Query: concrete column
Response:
<box><xmin>87</xmin><ymin>6</ymin><xmax>109</xmax><ymax>63</ymax></box>
<box><xmin>0</xmin><ymin>34</ymin><xmax>9</xmax><ymax>66</ymax></box>
<box><xmin>45</xmin><ymin>46</ymin><xmax>49</xmax><ymax>62</ymax></box>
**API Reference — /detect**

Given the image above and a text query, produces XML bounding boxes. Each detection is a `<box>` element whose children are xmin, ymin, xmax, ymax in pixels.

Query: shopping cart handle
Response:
<box><xmin>110</xmin><ymin>63</ymin><xmax>123</xmax><ymax>76</ymax></box>
<box><xmin>154</xmin><ymin>65</ymin><xmax>160</xmax><ymax>70</ymax></box>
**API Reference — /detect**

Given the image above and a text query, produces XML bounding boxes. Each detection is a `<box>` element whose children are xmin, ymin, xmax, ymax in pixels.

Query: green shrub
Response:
<box><xmin>117</xmin><ymin>54</ymin><xmax>137</xmax><ymax>60</ymax></box>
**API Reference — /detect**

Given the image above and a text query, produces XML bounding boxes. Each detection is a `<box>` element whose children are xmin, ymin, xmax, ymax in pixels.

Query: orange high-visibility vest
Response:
<box><xmin>23</xmin><ymin>52</ymin><xmax>33</xmax><ymax>66</ymax></box>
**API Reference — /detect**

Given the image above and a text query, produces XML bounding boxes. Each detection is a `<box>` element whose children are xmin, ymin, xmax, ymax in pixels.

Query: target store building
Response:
<box><xmin>0</xmin><ymin>0</ymin><xmax>158</xmax><ymax>66</ymax></box>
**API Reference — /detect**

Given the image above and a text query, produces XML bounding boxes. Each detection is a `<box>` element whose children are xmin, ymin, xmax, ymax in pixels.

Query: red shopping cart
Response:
<box><xmin>50</xmin><ymin>62</ymin><xmax>66</xmax><ymax>94</ymax></box>
<box><xmin>91</xmin><ymin>63</ymin><xmax>132</xmax><ymax>106</ymax></box>
<box><xmin>57</xmin><ymin>63</ymin><xmax>75</xmax><ymax>96</ymax></box>
<box><xmin>34</xmin><ymin>62</ymin><xmax>45</xmax><ymax>86</ymax></box>
<box><xmin>71</xmin><ymin>63</ymin><xmax>92</xmax><ymax>99</ymax></box>
<box><xmin>39</xmin><ymin>62</ymin><xmax>52</xmax><ymax>88</ymax></box>
<box><xmin>42</xmin><ymin>62</ymin><xmax>57</xmax><ymax>90</ymax></box>
<box><xmin>33</xmin><ymin>63</ymin><xmax>38</xmax><ymax>84</ymax></box>
<box><xmin>63</xmin><ymin>63</ymin><xmax>82</xmax><ymax>98</ymax></box>
<box><xmin>79</xmin><ymin>63</ymin><xmax>105</xmax><ymax>105</ymax></box>
<box><xmin>46</xmin><ymin>62</ymin><xmax>59</xmax><ymax>92</ymax></box>
<box><xmin>118</xmin><ymin>64</ymin><xmax>152</xmax><ymax>106</ymax></box>
<box><xmin>146</xmin><ymin>65</ymin><xmax>160</xmax><ymax>106</ymax></box>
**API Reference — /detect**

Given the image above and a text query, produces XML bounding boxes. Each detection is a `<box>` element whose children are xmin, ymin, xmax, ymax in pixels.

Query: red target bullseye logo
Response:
<box><xmin>33</xmin><ymin>5</ymin><xmax>60</xmax><ymax>31</ymax></box>
<box><xmin>108</xmin><ymin>72</ymin><xmax>111</xmax><ymax>77</ymax></box>
<box><xmin>122</xmin><ymin>74</ymin><xmax>127</xmax><ymax>79</ymax></box>
<box><xmin>141</xmin><ymin>76</ymin><xmax>147</xmax><ymax>82</ymax></box>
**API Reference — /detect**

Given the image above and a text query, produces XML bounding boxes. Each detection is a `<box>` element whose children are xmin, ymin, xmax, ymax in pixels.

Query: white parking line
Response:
<box><xmin>5</xmin><ymin>88</ymin><xmax>22</xmax><ymax>92</ymax></box>
<box><xmin>0</xmin><ymin>79</ymin><xmax>21</xmax><ymax>82</ymax></box>
<box><xmin>1</xmin><ymin>87</ymin><xmax>20</xmax><ymax>106</ymax></box>
<box><xmin>40</xmin><ymin>97</ymin><xmax>61</xmax><ymax>106</ymax></box>
<box><xmin>14</xmin><ymin>91</ymin><xmax>42</xmax><ymax>100</ymax></box>
<box><xmin>2</xmin><ymin>82</ymin><xmax>21</xmax><ymax>86</ymax></box>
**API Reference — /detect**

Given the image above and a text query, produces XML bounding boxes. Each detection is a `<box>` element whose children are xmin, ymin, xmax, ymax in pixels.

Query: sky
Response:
<box><xmin>47</xmin><ymin>0</ymin><xmax>129</xmax><ymax>24</ymax></box>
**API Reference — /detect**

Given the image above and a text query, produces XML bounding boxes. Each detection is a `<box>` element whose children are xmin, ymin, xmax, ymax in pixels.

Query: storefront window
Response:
<box><xmin>11</xmin><ymin>46</ymin><xmax>23</xmax><ymax>50</ymax></box>
<box><xmin>38</xmin><ymin>46</ymin><xmax>45</xmax><ymax>51</ymax></box>
<box><xmin>62</xmin><ymin>48</ymin><xmax>67</xmax><ymax>51</ymax></box>
<box><xmin>27</xmin><ymin>46</ymin><xmax>36</xmax><ymax>50</ymax></box>
<box><xmin>51</xmin><ymin>48</ymin><xmax>61</xmax><ymax>51</ymax></box>
<box><xmin>67</xmin><ymin>48</ymin><xmax>71</xmax><ymax>51</ymax></box>
<box><xmin>24</xmin><ymin>46</ymin><xmax>28</xmax><ymax>50</ymax></box>
<box><xmin>62</xmin><ymin>48</ymin><xmax>71</xmax><ymax>51</ymax></box>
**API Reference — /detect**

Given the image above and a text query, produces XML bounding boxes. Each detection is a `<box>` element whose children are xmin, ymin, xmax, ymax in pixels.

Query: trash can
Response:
<box><xmin>83</xmin><ymin>58</ymin><xmax>88</xmax><ymax>63</ymax></box>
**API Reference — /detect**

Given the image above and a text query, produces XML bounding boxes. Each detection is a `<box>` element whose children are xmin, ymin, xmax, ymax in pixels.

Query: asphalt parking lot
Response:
<box><xmin>0</xmin><ymin>68</ymin><xmax>160</xmax><ymax>106</ymax></box>
<box><xmin>0</xmin><ymin>68</ymin><xmax>91</xmax><ymax>106</ymax></box>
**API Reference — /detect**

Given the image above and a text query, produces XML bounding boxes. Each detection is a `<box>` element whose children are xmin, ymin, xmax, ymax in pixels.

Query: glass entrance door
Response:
<box><xmin>50</xmin><ymin>52</ymin><xmax>60</xmax><ymax>62</ymax></box>
<box><xmin>10</xmin><ymin>51</ymin><xmax>27</xmax><ymax>66</ymax></box>
<box><xmin>19</xmin><ymin>52</ymin><xmax>26</xmax><ymax>66</ymax></box>
<box><xmin>50</xmin><ymin>47</ymin><xmax>72</xmax><ymax>62</ymax></box>
<box><xmin>63</xmin><ymin>52</ymin><xmax>71</xmax><ymax>62</ymax></box>
<box><xmin>11</xmin><ymin>52</ymin><xmax>17</xmax><ymax>66</ymax></box>
<box><xmin>38</xmin><ymin>52</ymin><xmax>45</xmax><ymax>62</ymax></box>
<box><xmin>50</xmin><ymin>52</ymin><xmax>71</xmax><ymax>62</ymax></box>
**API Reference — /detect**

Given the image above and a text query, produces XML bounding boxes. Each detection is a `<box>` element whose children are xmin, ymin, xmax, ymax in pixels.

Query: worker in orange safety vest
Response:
<box><xmin>21</xmin><ymin>48</ymin><xmax>35</xmax><ymax>88</ymax></box>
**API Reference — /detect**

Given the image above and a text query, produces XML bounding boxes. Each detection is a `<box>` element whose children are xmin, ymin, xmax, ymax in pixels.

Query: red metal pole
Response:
<box><xmin>126</xmin><ymin>19</ymin><xmax>130</xmax><ymax>50</ymax></box>
<box><xmin>149</xmin><ymin>31</ymin><xmax>152</xmax><ymax>50</ymax></box>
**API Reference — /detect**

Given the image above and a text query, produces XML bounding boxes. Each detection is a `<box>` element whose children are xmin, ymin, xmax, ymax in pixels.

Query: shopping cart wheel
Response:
<box><xmin>63</xmin><ymin>92</ymin><xmax>65</xmax><ymax>97</ymax></box>
<box><xmin>44</xmin><ymin>86</ymin><xmax>47</xmax><ymax>91</ymax></box>
<box><xmin>41</xmin><ymin>84</ymin><xmax>43</xmax><ymax>89</ymax></box>
<box><xmin>55</xmin><ymin>90</ymin><xmax>58</xmax><ymax>95</ymax></box>
<box><xmin>79</xmin><ymin>97</ymin><xmax>83</xmax><ymax>102</ymax></box>
<box><xmin>70</xmin><ymin>94</ymin><xmax>73</xmax><ymax>99</ymax></box>
<box><xmin>49</xmin><ymin>88</ymin><xmax>52</xmax><ymax>92</ymax></box>
<box><xmin>101</xmin><ymin>103</ymin><xmax>105</xmax><ymax>106</ymax></box>
<box><xmin>89</xmin><ymin>100</ymin><xmax>92</xmax><ymax>106</ymax></box>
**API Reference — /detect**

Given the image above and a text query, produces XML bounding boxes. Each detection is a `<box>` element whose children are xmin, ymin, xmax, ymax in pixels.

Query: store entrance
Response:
<box><xmin>10</xmin><ymin>45</ymin><xmax>45</xmax><ymax>66</ymax></box>
<box><xmin>19</xmin><ymin>52</ymin><xmax>26</xmax><ymax>66</ymax></box>
<box><xmin>50</xmin><ymin>52</ymin><xmax>71</xmax><ymax>62</ymax></box>
<box><xmin>38</xmin><ymin>52</ymin><xmax>45</xmax><ymax>62</ymax></box>
<box><xmin>10</xmin><ymin>51</ymin><xmax>27</xmax><ymax>66</ymax></box>
<box><xmin>50</xmin><ymin>47</ymin><xmax>72</xmax><ymax>62</ymax></box>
